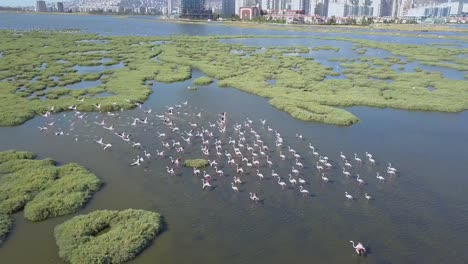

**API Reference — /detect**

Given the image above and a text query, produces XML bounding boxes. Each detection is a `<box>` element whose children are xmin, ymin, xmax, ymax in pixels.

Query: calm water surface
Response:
<box><xmin>0</xmin><ymin>13</ymin><xmax>468</xmax><ymax>264</ymax></box>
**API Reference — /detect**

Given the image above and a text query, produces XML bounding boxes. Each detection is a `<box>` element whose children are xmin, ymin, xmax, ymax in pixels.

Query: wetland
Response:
<box><xmin>0</xmin><ymin>12</ymin><xmax>467</xmax><ymax>264</ymax></box>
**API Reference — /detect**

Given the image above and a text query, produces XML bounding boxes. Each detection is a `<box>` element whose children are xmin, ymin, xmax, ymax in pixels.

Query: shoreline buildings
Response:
<box><xmin>229</xmin><ymin>0</ymin><xmax>466</xmax><ymax>21</ymax></box>
<box><xmin>180</xmin><ymin>0</ymin><xmax>213</xmax><ymax>19</ymax></box>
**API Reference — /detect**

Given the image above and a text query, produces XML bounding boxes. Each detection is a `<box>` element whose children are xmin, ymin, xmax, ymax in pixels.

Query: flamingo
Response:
<box><xmin>266</xmin><ymin>156</ymin><xmax>273</xmax><ymax>167</ymax></box>
<box><xmin>231</xmin><ymin>183</ymin><xmax>239</xmax><ymax>192</ymax></box>
<box><xmin>321</xmin><ymin>173</ymin><xmax>329</xmax><ymax>183</ymax></box>
<box><xmin>342</xmin><ymin>168</ymin><xmax>351</xmax><ymax>177</ymax></box>
<box><xmin>234</xmin><ymin>176</ymin><xmax>242</xmax><ymax>184</ymax></box>
<box><xmin>340</xmin><ymin>151</ymin><xmax>346</xmax><ymax>160</ymax></box>
<box><xmin>279</xmin><ymin>151</ymin><xmax>286</xmax><ymax>160</ymax></box>
<box><xmin>388</xmin><ymin>163</ymin><xmax>397</xmax><ymax>172</ymax></box>
<box><xmin>349</xmin><ymin>241</ymin><xmax>366</xmax><ymax>255</ymax></box>
<box><xmin>376</xmin><ymin>173</ymin><xmax>385</xmax><ymax>182</ymax></box>
<box><xmin>354</xmin><ymin>153</ymin><xmax>362</xmax><ymax>164</ymax></box>
<box><xmin>215</xmin><ymin>166</ymin><xmax>224</xmax><ymax>176</ymax></box>
<box><xmin>295</xmin><ymin>159</ymin><xmax>303</xmax><ymax>168</ymax></box>
<box><xmin>249</xmin><ymin>192</ymin><xmax>260</xmax><ymax>202</ymax></box>
<box><xmin>38</xmin><ymin>126</ymin><xmax>48</xmax><ymax>132</ymax></box>
<box><xmin>299</xmin><ymin>186</ymin><xmax>309</xmax><ymax>197</ymax></box>
<box><xmin>202</xmin><ymin>179</ymin><xmax>211</xmax><ymax>190</ymax></box>
<box><xmin>387</xmin><ymin>169</ymin><xmax>396</xmax><ymax>176</ymax></box>
<box><xmin>193</xmin><ymin>168</ymin><xmax>200</xmax><ymax>176</ymax></box>
<box><xmin>345</xmin><ymin>192</ymin><xmax>353</xmax><ymax>200</ymax></box>
<box><xmin>271</xmin><ymin>170</ymin><xmax>279</xmax><ymax>178</ymax></box>
<box><xmin>289</xmin><ymin>174</ymin><xmax>297</xmax><ymax>185</ymax></box>
<box><xmin>277</xmin><ymin>177</ymin><xmax>287</xmax><ymax>190</ymax></box>
<box><xmin>298</xmin><ymin>177</ymin><xmax>306</xmax><ymax>184</ymax></box>
<box><xmin>356</xmin><ymin>174</ymin><xmax>365</xmax><ymax>185</ymax></box>
<box><xmin>236</xmin><ymin>164</ymin><xmax>244</xmax><ymax>175</ymax></box>
<box><xmin>130</xmin><ymin>156</ymin><xmax>141</xmax><ymax>166</ymax></box>
<box><xmin>103</xmin><ymin>143</ymin><xmax>112</xmax><ymax>150</ymax></box>
<box><xmin>368</xmin><ymin>157</ymin><xmax>375</xmax><ymax>165</ymax></box>
<box><xmin>316</xmin><ymin>162</ymin><xmax>323</xmax><ymax>171</ymax></box>
<box><xmin>94</xmin><ymin>137</ymin><xmax>104</xmax><ymax>145</ymax></box>
<box><xmin>364</xmin><ymin>193</ymin><xmax>373</xmax><ymax>200</ymax></box>
<box><xmin>344</xmin><ymin>159</ymin><xmax>352</xmax><ymax>168</ymax></box>
<box><xmin>291</xmin><ymin>166</ymin><xmax>300</xmax><ymax>175</ymax></box>
<box><xmin>256</xmin><ymin>170</ymin><xmax>264</xmax><ymax>180</ymax></box>
<box><xmin>203</xmin><ymin>171</ymin><xmax>211</xmax><ymax>180</ymax></box>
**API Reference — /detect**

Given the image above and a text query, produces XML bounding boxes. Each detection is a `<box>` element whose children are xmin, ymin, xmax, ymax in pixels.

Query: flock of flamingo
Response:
<box><xmin>37</xmin><ymin>99</ymin><xmax>400</xmax><ymax>256</ymax></box>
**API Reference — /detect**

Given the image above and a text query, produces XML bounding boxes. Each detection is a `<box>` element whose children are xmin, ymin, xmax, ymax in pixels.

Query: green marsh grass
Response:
<box><xmin>0</xmin><ymin>150</ymin><xmax>101</xmax><ymax>221</ymax></box>
<box><xmin>1</xmin><ymin>30</ymin><xmax>467</xmax><ymax>126</ymax></box>
<box><xmin>54</xmin><ymin>209</ymin><xmax>162</xmax><ymax>264</ymax></box>
<box><xmin>184</xmin><ymin>159</ymin><xmax>209</xmax><ymax>168</ymax></box>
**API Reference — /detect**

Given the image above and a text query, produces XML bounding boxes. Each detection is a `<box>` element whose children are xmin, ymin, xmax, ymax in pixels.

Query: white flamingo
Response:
<box><xmin>215</xmin><ymin>166</ymin><xmax>224</xmax><ymax>176</ymax></box>
<box><xmin>364</xmin><ymin>193</ymin><xmax>372</xmax><ymax>200</ymax></box>
<box><xmin>349</xmin><ymin>241</ymin><xmax>366</xmax><ymax>255</ymax></box>
<box><xmin>231</xmin><ymin>183</ymin><xmax>239</xmax><ymax>192</ymax></box>
<box><xmin>345</xmin><ymin>192</ymin><xmax>353</xmax><ymax>200</ymax></box>
<box><xmin>321</xmin><ymin>173</ymin><xmax>329</xmax><ymax>183</ymax></box>
<box><xmin>271</xmin><ymin>170</ymin><xmax>279</xmax><ymax>178</ymax></box>
<box><xmin>356</xmin><ymin>174</ymin><xmax>365</xmax><ymax>185</ymax></box>
<box><xmin>299</xmin><ymin>186</ymin><xmax>309</xmax><ymax>197</ymax></box>
<box><xmin>289</xmin><ymin>174</ymin><xmax>297</xmax><ymax>185</ymax></box>
<box><xmin>234</xmin><ymin>176</ymin><xmax>242</xmax><ymax>184</ymax></box>
<box><xmin>256</xmin><ymin>170</ymin><xmax>264</xmax><ymax>180</ymax></box>
<box><xmin>342</xmin><ymin>168</ymin><xmax>351</xmax><ymax>177</ymax></box>
<box><xmin>316</xmin><ymin>162</ymin><xmax>323</xmax><ymax>171</ymax></box>
<box><xmin>279</xmin><ymin>151</ymin><xmax>286</xmax><ymax>160</ymax></box>
<box><xmin>344</xmin><ymin>159</ymin><xmax>352</xmax><ymax>168</ymax></box>
<box><xmin>202</xmin><ymin>179</ymin><xmax>211</xmax><ymax>190</ymax></box>
<box><xmin>249</xmin><ymin>192</ymin><xmax>260</xmax><ymax>202</ymax></box>
<box><xmin>291</xmin><ymin>166</ymin><xmax>300</xmax><ymax>175</ymax></box>
<box><xmin>376</xmin><ymin>173</ymin><xmax>385</xmax><ymax>182</ymax></box>
<box><xmin>340</xmin><ymin>151</ymin><xmax>346</xmax><ymax>160</ymax></box>
<box><xmin>354</xmin><ymin>153</ymin><xmax>362</xmax><ymax>164</ymax></box>
<box><xmin>277</xmin><ymin>177</ymin><xmax>287</xmax><ymax>190</ymax></box>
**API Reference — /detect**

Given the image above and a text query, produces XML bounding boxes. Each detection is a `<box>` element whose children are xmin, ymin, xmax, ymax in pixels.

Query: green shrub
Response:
<box><xmin>184</xmin><ymin>159</ymin><xmax>209</xmax><ymax>168</ymax></box>
<box><xmin>0</xmin><ymin>150</ymin><xmax>102</xmax><ymax>221</ymax></box>
<box><xmin>54</xmin><ymin>209</ymin><xmax>162</xmax><ymax>264</ymax></box>
<box><xmin>193</xmin><ymin>76</ymin><xmax>213</xmax><ymax>86</ymax></box>
<box><xmin>0</xmin><ymin>214</ymin><xmax>12</xmax><ymax>245</ymax></box>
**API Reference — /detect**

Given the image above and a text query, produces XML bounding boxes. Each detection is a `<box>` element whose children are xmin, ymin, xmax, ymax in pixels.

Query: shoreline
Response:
<box><xmin>1</xmin><ymin>10</ymin><xmax>467</xmax><ymax>34</ymax></box>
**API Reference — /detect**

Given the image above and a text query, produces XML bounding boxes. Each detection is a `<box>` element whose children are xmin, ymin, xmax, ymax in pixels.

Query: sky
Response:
<box><xmin>0</xmin><ymin>0</ymin><xmax>38</xmax><ymax>7</ymax></box>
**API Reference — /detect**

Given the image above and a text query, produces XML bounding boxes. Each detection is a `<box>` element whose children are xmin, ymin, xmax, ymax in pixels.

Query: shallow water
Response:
<box><xmin>1</xmin><ymin>69</ymin><xmax>468</xmax><ymax>264</ymax></box>
<box><xmin>1</xmin><ymin>13</ymin><xmax>468</xmax><ymax>264</ymax></box>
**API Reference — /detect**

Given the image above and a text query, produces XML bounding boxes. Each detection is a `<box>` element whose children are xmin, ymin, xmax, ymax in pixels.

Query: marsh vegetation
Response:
<box><xmin>1</xmin><ymin>30</ymin><xmax>466</xmax><ymax>126</ymax></box>
<box><xmin>184</xmin><ymin>158</ymin><xmax>209</xmax><ymax>168</ymax></box>
<box><xmin>0</xmin><ymin>149</ymin><xmax>101</xmax><ymax>239</ymax></box>
<box><xmin>54</xmin><ymin>209</ymin><xmax>162</xmax><ymax>264</ymax></box>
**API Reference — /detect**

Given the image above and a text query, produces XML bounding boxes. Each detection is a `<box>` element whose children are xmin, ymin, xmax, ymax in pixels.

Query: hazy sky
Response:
<box><xmin>0</xmin><ymin>0</ymin><xmax>38</xmax><ymax>7</ymax></box>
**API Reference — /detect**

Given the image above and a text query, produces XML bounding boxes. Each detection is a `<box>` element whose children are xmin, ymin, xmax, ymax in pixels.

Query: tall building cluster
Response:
<box><xmin>225</xmin><ymin>0</ymin><xmax>465</xmax><ymax>18</ymax></box>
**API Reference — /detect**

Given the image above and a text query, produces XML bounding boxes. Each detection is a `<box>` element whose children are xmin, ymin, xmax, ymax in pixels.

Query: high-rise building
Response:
<box><xmin>180</xmin><ymin>0</ymin><xmax>213</xmax><ymax>19</ymax></box>
<box><xmin>57</xmin><ymin>2</ymin><xmax>64</xmax><ymax>12</ymax></box>
<box><xmin>36</xmin><ymin>0</ymin><xmax>47</xmax><ymax>12</ymax></box>
<box><xmin>291</xmin><ymin>0</ymin><xmax>305</xmax><ymax>10</ymax></box>
<box><xmin>168</xmin><ymin>0</ymin><xmax>173</xmax><ymax>14</ymax></box>
<box><xmin>222</xmin><ymin>0</ymin><xmax>236</xmax><ymax>16</ymax></box>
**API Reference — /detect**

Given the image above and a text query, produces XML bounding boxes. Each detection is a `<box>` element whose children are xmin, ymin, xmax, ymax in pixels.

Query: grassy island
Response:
<box><xmin>0</xmin><ymin>214</ymin><xmax>12</xmax><ymax>245</ymax></box>
<box><xmin>1</xmin><ymin>30</ymin><xmax>467</xmax><ymax>126</ymax></box>
<box><xmin>0</xmin><ymin>150</ymin><xmax>101</xmax><ymax>222</ymax></box>
<box><xmin>54</xmin><ymin>209</ymin><xmax>162</xmax><ymax>264</ymax></box>
<box><xmin>184</xmin><ymin>158</ymin><xmax>209</xmax><ymax>168</ymax></box>
<box><xmin>193</xmin><ymin>76</ymin><xmax>213</xmax><ymax>86</ymax></box>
